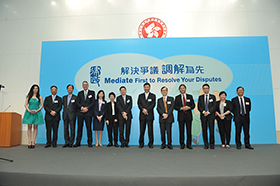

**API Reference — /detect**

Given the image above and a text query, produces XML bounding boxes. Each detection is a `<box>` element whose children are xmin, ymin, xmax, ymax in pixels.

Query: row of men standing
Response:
<box><xmin>43</xmin><ymin>81</ymin><xmax>253</xmax><ymax>150</ymax></box>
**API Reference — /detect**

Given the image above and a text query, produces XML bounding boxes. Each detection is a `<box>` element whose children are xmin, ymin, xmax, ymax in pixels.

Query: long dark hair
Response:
<box><xmin>97</xmin><ymin>90</ymin><xmax>105</xmax><ymax>101</ymax></box>
<box><xmin>27</xmin><ymin>84</ymin><xmax>40</xmax><ymax>102</ymax></box>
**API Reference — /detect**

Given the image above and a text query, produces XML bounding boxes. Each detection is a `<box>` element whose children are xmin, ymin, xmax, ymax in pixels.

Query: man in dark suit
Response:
<box><xmin>231</xmin><ymin>86</ymin><xmax>253</xmax><ymax>150</ymax></box>
<box><xmin>137</xmin><ymin>83</ymin><xmax>156</xmax><ymax>149</ymax></box>
<box><xmin>198</xmin><ymin>84</ymin><xmax>216</xmax><ymax>149</ymax></box>
<box><xmin>43</xmin><ymin>85</ymin><xmax>62</xmax><ymax>148</ymax></box>
<box><xmin>157</xmin><ymin>86</ymin><xmax>175</xmax><ymax>150</ymax></box>
<box><xmin>62</xmin><ymin>84</ymin><xmax>77</xmax><ymax>148</ymax></box>
<box><xmin>74</xmin><ymin>81</ymin><xmax>95</xmax><ymax>148</ymax></box>
<box><xmin>174</xmin><ymin>84</ymin><xmax>195</xmax><ymax>150</ymax></box>
<box><xmin>105</xmin><ymin>92</ymin><xmax>119</xmax><ymax>147</ymax></box>
<box><xmin>116</xmin><ymin>86</ymin><xmax>133</xmax><ymax>148</ymax></box>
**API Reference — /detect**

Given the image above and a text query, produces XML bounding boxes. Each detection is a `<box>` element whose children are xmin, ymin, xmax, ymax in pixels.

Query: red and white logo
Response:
<box><xmin>138</xmin><ymin>17</ymin><xmax>167</xmax><ymax>38</ymax></box>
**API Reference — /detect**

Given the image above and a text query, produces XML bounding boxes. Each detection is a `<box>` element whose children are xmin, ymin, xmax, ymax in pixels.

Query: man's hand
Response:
<box><xmin>50</xmin><ymin>110</ymin><xmax>56</xmax><ymax>116</ymax></box>
<box><xmin>142</xmin><ymin>108</ymin><xmax>148</xmax><ymax>115</ymax></box>
<box><xmin>181</xmin><ymin>106</ymin><xmax>190</xmax><ymax>111</ymax></box>
<box><xmin>162</xmin><ymin>113</ymin><xmax>168</xmax><ymax>119</ymax></box>
<box><xmin>122</xmin><ymin>112</ymin><xmax>128</xmax><ymax>120</ymax></box>
<box><xmin>204</xmin><ymin>111</ymin><xmax>209</xmax><ymax>117</ymax></box>
<box><xmin>81</xmin><ymin>107</ymin><xmax>89</xmax><ymax>113</ymax></box>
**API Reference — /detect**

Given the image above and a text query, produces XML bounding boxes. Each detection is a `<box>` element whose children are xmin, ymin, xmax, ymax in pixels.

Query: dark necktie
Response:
<box><xmin>205</xmin><ymin>95</ymin><xmax>208</xmax><ymax>112</ymax></box>
<box><xmin>84</xmin><ymin>91</ymin><xmax>87</xmax><ymax>100</ymax></box>
<box><xmin>183</xmin><ymin>95</ymin><xmax>187</xmax><ymax>114</ymax></box>
<box><xmin>240</xmin><ymin>98</ymin><xmax>245</xmax><ymax>116</ymax></box>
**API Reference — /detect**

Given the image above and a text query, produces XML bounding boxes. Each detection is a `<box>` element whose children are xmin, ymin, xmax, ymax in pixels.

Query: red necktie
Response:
<box><xmin>183</xmin><ymin>95</ymin><xmax>187</xmax><ymax>114</ymax></box>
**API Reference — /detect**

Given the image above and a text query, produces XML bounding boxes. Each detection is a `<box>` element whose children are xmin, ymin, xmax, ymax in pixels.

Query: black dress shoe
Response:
<box><xmin>63</xmin><ymin>144</ymin><xmax>69</xmax><ymax>148</ymax></box>
<box><xmin>161</xmin><ymin>144</ymin><xmax>166</xmax><ymax>149</ymax></box>
<box><xmin>69</xmin><ymin>144</ymin><xmax>73</xmax><ymax>148</ymax></box>
<box><xmin>107</xmin><ymin>143</ymin><xmax>113</xmax><ymax>147</ymax></box>
<box><xmin>114</xmin><ymin>143</ymin><xmax>119</xmax><ymax>147</ymax></box>
<box><xmin>148</xmin><ymin>144</ymin><xmax>154</xmax><ymax>149</ymax></box>
<box><xmin>53</xmin><ymin>143</ymin><xmax>57</xmax><ymax>148</ymax></box>
<box><xmin>236</xmin><ymin>146</ymin><xmax>241</xmax><ymax>150</ymax></box>
<box><xmin>204</xmin><ymin>146</ymin><xmax>209</xmax><ymax>149</ymax></box>
<box><xmin>28</xmin><ymin>145</ymin><xmax>32</xmax><ymax>149</ymax></box>
<box><xmin>168</xmin><ymin>145</ymin><xmax>173</xmax><ymax>150</ymax></box>
<box><xmin>210</xmin><ymin>146</ymin><xmax>215</xmax><ymax>150</ymax></box>
<box><xmin>125</xmin><ymin>143</ymin><xmax>129</xmax><ymax>148</ymax></box>
<box><xmin>187</xmin><ymin>146</ymin><xmax>193</xmax><ymax>150</ymax></box>
<box><xmin>245</xmin><ymin>146</ymin><xmax>254</xmax><ymax>150</ymax></box>
<box><xmin>180</xmin><ymin>144</ymin><xmax>185</xmax><ymax>149</ymax></box>
<box><xmin>121</xmin><ymin>143</ymin><xmax>125</xmax><ymax>148</ymax></box>
<box><xmin>73</xmin><ymin>143</ymin><xmax>81</xmax><ymax>147</ymax></box>
<box><xmin>88</xmin><ymin>144</ymin><xmax>93</xmax><ymax>147</ymax></box>
<box><xmin>139</xmin><ymin>144</ymin><xmax>144</xmax><ymax>148</ymax></box>
<box><xmin>45</xmin><ymin>144</ymin><xmax>51</xmax><ymax>148</ymax></box>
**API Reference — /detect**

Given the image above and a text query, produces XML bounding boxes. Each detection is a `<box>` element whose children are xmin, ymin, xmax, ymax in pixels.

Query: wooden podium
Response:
<box><xmin>0</xmin><ymin>112</ymin><xmax>22</xmax><ymax>147</ymax></box>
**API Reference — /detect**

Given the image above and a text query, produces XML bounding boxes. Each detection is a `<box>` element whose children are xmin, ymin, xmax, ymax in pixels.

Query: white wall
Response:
<box><xmin>0</xmin><ymin>0</ymin><xmax>280</xmax><ymax>132</ymax></box>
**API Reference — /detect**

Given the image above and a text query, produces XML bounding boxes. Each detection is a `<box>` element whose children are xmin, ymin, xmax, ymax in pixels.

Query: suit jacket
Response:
<box><xmin>137</xmin><ymin>92</ymin><xmax>156</xmax><ymax>120</ymax></box>
<box><xmin>157</xmin><ymin>96</ymin><xmax>174</xmax><ymax>123</ymax></box>
<box><xmin>198</xmin><ymin>94</ymin><xmax>216</xmax><ymax>120</ymax></box>
<box><xmin>116</xmin><ymin>95</ymin><xmax>133</xmax><ymax>120</ymax></box>
<box><xmin>215</xmin><ymin>100</ymin><xmax>233</xmax><ymax>121</ymax></box>
<box><xmin>105</xmin><ymin>101</ymin><xmax>118</xmax><ymax>121</ymax></box>
<box><xmin>44</xmin><ymin>95</ymin><xmax>62</xmax><ymax>121</ymax></box>
<box><xmin>93</xmin><ymin>99</ymin><xmax>106</xmax><ymax>117</ymax></box>
<box><xmin>76</xmin><ymin>90</ymin><xmax>95</xmax><ymax>116</ymax></box>
<box><xmin>174</xmin><ymin>94</ymin><xmax>195</xmax><ymax>122</ymax></box>
<box><xmin>62</xmin><ymin>94</ymin><xmax>77</xmax><ymax>121</ymax></box>
<box><xmin>231</xmin><ymin>96</ymin><xmax>251</xmax><ymax>124</ymax></box>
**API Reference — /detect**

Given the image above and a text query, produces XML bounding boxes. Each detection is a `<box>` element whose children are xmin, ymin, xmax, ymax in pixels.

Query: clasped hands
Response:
<box><xmin>122</xmin><ymin>112</ymin><xmax>128</xmax><ymax>120</ymax></box>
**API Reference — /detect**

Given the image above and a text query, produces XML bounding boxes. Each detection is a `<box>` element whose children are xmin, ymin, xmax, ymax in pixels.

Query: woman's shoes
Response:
<box><xmin>226</xmin><ymin>145</ymin><xmax>230</xmax><ymax>149</ymax></box>
<box><xmin>221</xmin><ymin>144</ymin><xmax>225</xmax><ymax>149</ymax></box>
<box><xmin>99</xmin><ymin>142</ymin><xmax>102</xmax><ymax>147</ymax></box>
<box><xmin>95</xmin><ymin>143</ymin><xmax>98</xmax><ymax>147</ymax></box>
<box><xmin>28</xmin><ymin>142</ymin><xmax>35</xmax><ymax>149</ymax></box>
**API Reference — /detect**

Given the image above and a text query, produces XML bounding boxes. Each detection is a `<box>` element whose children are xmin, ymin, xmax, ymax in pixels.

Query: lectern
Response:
<box><xmin>0</xmin><ymin>112</ymin><xmax>22</xmax><ymax>147</ymax></box>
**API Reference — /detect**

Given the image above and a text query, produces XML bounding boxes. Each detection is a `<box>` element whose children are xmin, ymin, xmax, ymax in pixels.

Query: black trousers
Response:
<box><xmin>217</xmin><ymin>119</ymin><xmax>231</xmax><ymax>145</ymax></box>
<box><xmin>139</xmin><ymin>119</ymin><xmax>154</xmax><ymax>146</ymax></box>
<box><xmin>159</xmin><ymin>122</ymin><xmax>172</xmax><ymax>145</ymax></box>
<box><xmin>201</xmin><ymin>116</ymin><xmax>215</xmax><ymax>147</ymax></box>
<box><xmin>178</xmin><ymin>120</ymin><xmax>192</xmax><ymax>147</ymax></box>
<box><xmin>63</xmin><ymin>117</ymin><xmax>76</xmax><ymax>145</ymax></box>
<box><xmin>76</xmin><ymin>115</ymin><xmax>92</xmax><ymax>145</ymax></box>
<box><xmin>235</xmin><ymin>115</ymin><xmax>250</xmax><ymax>147</ymax></box>
<box><xmin>107</xmin><ymin>119</ymin><xmax>118</xmax><ymax>144</ymax></box>
<box><xmin>119</xmin><ymin>119</ymin><xmax>131</xmax><ymax>145</ymax></box>
<box><xmin>45</xmin><ymin>120</ymin><xmax>60</xmax><ymax>145</ymax></box>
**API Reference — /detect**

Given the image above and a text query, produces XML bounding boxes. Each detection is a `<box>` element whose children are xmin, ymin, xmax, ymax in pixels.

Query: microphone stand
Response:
<box><xmin>0</xmin><ymin>84</ymin><xmax>14</xmax><ymax>163</ymax></box>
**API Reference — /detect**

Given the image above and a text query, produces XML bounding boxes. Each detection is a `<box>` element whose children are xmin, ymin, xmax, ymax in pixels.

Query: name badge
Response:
<box><xmin>224</xmin><ymin>103</ymin><xmax>226</xmax><ymax>106</ymax></box>
<box><xmin>186</xmin><ymin>99</ymin><xmax>190</xmax><ymax>102</ymax></box>
<box><xmin>102</xmin><ymin>101</ymin><xmax>105</xmax><ymax>104</ymax></box>
<box><xmin>209</xmin><ymin>99</ymin><xmax>213</xmax><ymax>102</ymax></box>
<box><xmin>71</xmin><ymin>100</ymin><xmax>75</xmax><ymax>103</ymax></box>
<box><xmin>88</xmin><ymin>95</ymin><xmax>92</xmax><ymax>98</ymax></box>
<box><xmin>148</xmin><ymin>99</ymin><xmax>152</xmax><ymax>102</ymax></box>
<box><xmin>245</xmin><ymin>102</ymin><xmax>250</xmax><ymax>105</ymax></box>
<box><xmin>54</xmin><ymin>100</ymin><xmax>58</xmax><ymax>103</ymax></box>
<box><xmin>127</xmin><ymin>99</ymin><xmax>130</xmax><ymax>103</ymax></box>
<box><xmin>167</xmin><ymin>101</ymin><xmax>171</xmax><ymax>104</ymax></box>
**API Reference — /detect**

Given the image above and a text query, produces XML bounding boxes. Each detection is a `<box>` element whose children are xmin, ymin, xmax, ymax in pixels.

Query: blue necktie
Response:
<box><xmin>67</xmin><ymin>95</ymin><xmax>71</xmax><ymax>106</ymax></box>
<box><xmin>205</xmin><ymin>95</ymin><xmax>208</xmax><ymax>112</ymax></box>
<box><xmin>240</xmin><ymin>98</ymin><xmax>245</xmax><ymax>116</ymax></box>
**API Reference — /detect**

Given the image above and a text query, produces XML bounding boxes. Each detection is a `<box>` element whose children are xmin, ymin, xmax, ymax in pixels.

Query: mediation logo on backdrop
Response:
<box><xmin>138</xmin><ymin>17</ymin><xmax>167</xmax><ymax>38</ymax></box>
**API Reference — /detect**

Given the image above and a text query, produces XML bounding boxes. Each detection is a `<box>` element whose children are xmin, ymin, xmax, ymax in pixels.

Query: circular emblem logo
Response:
<box><xmin>138</xmin><ymin>17</ymin><xmax>167</xmax><ymax>38</ymax></box>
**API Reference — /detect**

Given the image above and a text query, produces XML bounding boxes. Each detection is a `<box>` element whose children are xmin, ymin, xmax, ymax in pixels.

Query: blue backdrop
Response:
<box><xmin>37</xmin><ymin>37</ymin><xmax>276</xmax><ymax>145</ymax></box>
